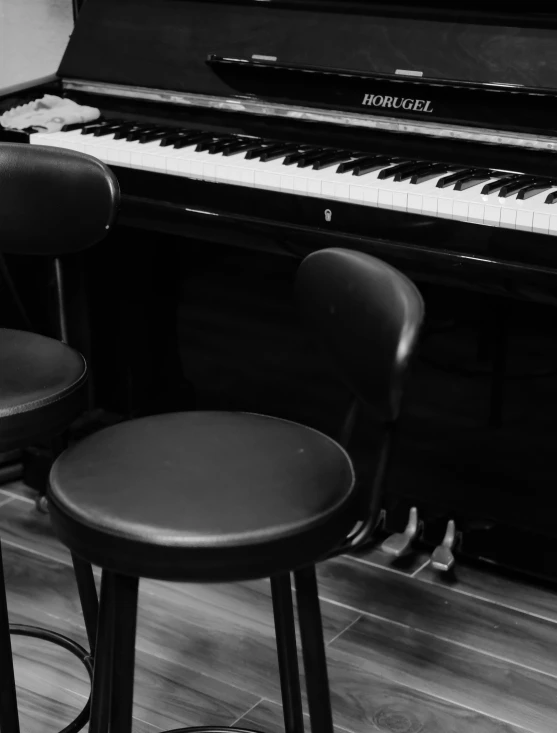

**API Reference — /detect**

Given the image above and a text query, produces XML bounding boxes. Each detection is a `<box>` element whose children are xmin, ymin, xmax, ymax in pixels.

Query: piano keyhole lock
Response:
<box><xmin>324</xmin><ymin>208</ymin><xmax>332</xmax><ymax>222</ymax></box>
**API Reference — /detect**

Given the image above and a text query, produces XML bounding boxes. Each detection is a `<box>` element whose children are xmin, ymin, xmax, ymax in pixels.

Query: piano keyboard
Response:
<box><xmin>30</xmin><ymin>120</ymin><xmax>557</xmax><ymax>236</ymax></box>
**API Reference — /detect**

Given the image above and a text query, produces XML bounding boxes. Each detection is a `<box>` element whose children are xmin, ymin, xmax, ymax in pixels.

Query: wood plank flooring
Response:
<box><xmin>2</xmin><ymin>482</ymin><xmax>557</xmax><ymax>733</ymax></box>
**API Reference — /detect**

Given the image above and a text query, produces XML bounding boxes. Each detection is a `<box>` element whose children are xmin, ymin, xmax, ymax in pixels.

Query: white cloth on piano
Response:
<box><xmin>0</xmin><ymin>95</ymin><xmax>100</xmax><ymax>133</ymax></box>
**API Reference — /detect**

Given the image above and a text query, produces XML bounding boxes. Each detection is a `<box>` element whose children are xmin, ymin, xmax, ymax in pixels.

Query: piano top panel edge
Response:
<box><xmin>62</xmin><ymin>79</ymin><xmax>557</xmax><ymax>154</ymax></box>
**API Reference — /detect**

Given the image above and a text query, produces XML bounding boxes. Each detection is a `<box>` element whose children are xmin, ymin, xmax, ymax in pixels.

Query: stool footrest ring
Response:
<box><xmin>164</xmin><ymin>725</ymin><xmax>262</xmax><ymax>733</ymax></box>
<box><xmin>10</xmin><ymin>623</ymin><xmax>93</xmax><ymax>733</ymax></box>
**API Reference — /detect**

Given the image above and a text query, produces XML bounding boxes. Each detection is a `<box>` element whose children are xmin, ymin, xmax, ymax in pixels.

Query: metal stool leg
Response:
<box><xmin>271</xmin><ymin>574</ymin><xmax>304</xmax><ymax>733</ymax></box>
<box><xmin>89</xmin><ymin>570</ymin><xmax>138</xmax><ymax>733</ymax></box>
<box><xmin>89</xmin><ymin>571</ymin><xmax>117</xmax><ymax>733</ymax></box>
<box><xmin>294</xmin><ymin>565</ymin><xmax>334</xmax><ymax>733</ymax></box>
<box><xmin>71</xmin><ymin>553</ymin><xmax>99</xmax><ymax>655</ymax></box>
<box><xmin>0</xmin><ymin>541</ymin><xmax>20</xmax><ymax>733</ymax></box>
<box><xmin>2</xmin><ymin>549</ymin><xmax>95</xmax><ymax>733</ymax></box>
<box><xmin>108</xmin><ymin>572</ymin><xmax>138</xmax><ymax>733</ymax></box>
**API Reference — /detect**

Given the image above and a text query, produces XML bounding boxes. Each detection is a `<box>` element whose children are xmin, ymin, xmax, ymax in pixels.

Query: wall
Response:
<box><xmin>0</xmin><ymin>0</ymin><xmax>74</xmax><ymax>91</ymax></box>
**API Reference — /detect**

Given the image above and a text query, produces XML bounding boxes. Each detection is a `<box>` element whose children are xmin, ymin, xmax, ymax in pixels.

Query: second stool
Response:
<box><xmin>47</xmin><ymin>248</ymin><xmax>424</xmax><ymax>733</ymax></box>
<box><xmin>0</xmin><ymin>141</ymin><xmax>119</xmax><ymax>733</ymax></box>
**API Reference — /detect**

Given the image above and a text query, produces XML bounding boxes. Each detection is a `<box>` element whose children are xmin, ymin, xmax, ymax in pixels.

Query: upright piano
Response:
<box><xmin>4</xmin><ymin>0</ymin><xmax>557</xmax><ymax>576</ymax></box>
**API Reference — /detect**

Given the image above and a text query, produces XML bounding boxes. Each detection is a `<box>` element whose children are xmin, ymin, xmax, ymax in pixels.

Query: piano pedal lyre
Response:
<box><xmin>430</xmin><ymin>519</ymin><xmax>458</xmax><ymax>572</ymax></box>
<box><xmin>380</xmin><ymin>506</ymin><xmax>421</xmax><ymax>557</ymax></box>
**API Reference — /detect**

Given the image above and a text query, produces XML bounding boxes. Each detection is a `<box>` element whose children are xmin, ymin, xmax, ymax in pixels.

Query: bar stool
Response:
<box><xmin>47</xmin><ymin>247</ymin><xmax>424</xmax><ymax>733</ymax></box>
<box><xmin>0</xmin><ymin>142</ymin><xmax>120</xmax><ymax>733</ymax></box>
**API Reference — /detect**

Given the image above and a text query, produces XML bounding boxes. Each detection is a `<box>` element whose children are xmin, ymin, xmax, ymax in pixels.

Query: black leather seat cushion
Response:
<box><xmin>48</xmin><ymin>412</ymin><xmax>357</xmax><ymax>582</ymax></box>
<box><xmin>0</xmin><ymin>329</ymin><xmax>87</xmax><ymax>452</ymax></box>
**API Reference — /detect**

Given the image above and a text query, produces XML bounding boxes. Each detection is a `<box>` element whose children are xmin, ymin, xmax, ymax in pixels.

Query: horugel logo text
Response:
<box><xmin>362</xmin><ymin>94</ymin><xmax>433</xmax><ymax>113</ymax></box>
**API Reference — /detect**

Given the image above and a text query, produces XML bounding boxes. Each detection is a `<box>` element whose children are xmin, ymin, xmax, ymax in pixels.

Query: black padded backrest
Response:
<box><xmin>0</xmin><ymin>143</ymin><xmax>120</xmax><ymax>255</ymax></box>
<box><xmin>296</xmin><ymin>248</ymin><xmax>424</xmax><ymax>424</ymax></box>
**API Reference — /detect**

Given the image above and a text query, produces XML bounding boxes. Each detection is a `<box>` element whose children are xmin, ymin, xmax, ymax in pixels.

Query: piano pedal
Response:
<box><xmin>380</xmin><ymin>506</ymin><xmax>421</xmax><ymax>557</ymax></box>
<box><xmin>430</xmin><ymin>519</ymin><xmax>459</xmax><ymax>572</ymax></box>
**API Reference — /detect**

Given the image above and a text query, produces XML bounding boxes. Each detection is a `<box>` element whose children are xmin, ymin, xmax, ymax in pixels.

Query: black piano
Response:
<box><xmin>4</xmin><ymin>0</ymin><xmax>557</xmax><ymax>578</ymax></box>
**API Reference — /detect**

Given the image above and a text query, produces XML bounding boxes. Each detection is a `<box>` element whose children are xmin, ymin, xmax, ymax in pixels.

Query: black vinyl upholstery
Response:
<box><xmin>0</xmin><ymin>143</ymin><xmax>120</xmax><ymax>448</ymax></box>
<box><xmin>48</xmin><ymin>411</ymin><xmax>356</xmax><ymax>581</ymax></box>
<box><xmin>296</xmin><ymin>248</ymin><xmax>424</xmax><ymax>423</ymax></box>
<box><xmin>0</xmin><ymin>329</ymin><xmax>87</xmax><ymax>452</ymax></box>
<box><xmin>0</xmin><ymin>144</ymin><xmax>119</xmax><ymax>733</ymax></box>
<box><xmin>0</xmin><ymin>143</ymin><xmax>119</xmax><ymax>255</ymax></box>
<box><xmin>48</xmin><ymin>248</ymin><xmax>424</xmax><ymax>583</ymax></box>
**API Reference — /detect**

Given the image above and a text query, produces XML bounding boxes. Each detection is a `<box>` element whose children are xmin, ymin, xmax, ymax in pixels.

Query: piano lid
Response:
<box><xmin>58</xmin><ymin>0</ymin><xmax>557</xmax><ymax>139</ymax></box>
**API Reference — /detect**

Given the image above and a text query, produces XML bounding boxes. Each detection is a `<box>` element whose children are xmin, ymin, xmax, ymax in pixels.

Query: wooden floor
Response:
<box><xmin>2</xmin><ymin>482</ymin><xmax>557</xmax><ymax>733</ymax></box>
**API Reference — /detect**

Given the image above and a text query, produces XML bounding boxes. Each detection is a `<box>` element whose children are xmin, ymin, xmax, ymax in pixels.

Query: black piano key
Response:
<box><xmin>93</xmin><ymin>122</ymin><xmax>126</xmax><ymax>137</ymax></box>
<box><xmin>352</xmin><ymin>156</ymin><xmax>403</xmax><ymax>177</ymax></box>
<box><xmin>410</xmin><ymin>164</ymin><xmax>465</xmax><ymax>184</ymax></box>
<box><xmin>337</xmin><ymin>155</ymin><xmax>384</xmax><ymax>174</ymax></box>
<box><xmin>517</xmin><ymin>181</ymin><xmax>555</xmax><ymax>200</ymax></box>
<box><xmin>297</xmin><ymin>149</ymin><xmax>340</xmax><ymax>168</ymax></box>
<box><xmin>159</xmin><ymin>132</ymin><xmax>187</xmax><ymax>147</ymax></box>
<box><xmin>283</xmin><ymin>148</ymin><xmax>325</xmax><ymax>165</ymax></box>
<box><xmin>454</xmin><ymin>173</ymin><xmax>498</xmax><ymax>191</ymax></box>
<box><xmin>498</xmin><ymin>176</ymin><xmax>538</xmax><ymax>198</ymax></box>
<box><xmin>436</xmin><ymin>169</ymin><xmax>486</xmax><ymax>188</ymax></box>
<box><xmin>394</xmin><ymin>162</ymin><xmax>438</xmax><ymax>182</ymax></box>
<box><xmin>139</xmin><ymin>129</ymin><xmax>174</xmax><ymax>143</ymax></box>
<box><xmin>113</xmin><ymin>125</ymin><xmax>142</xmax><ymax>140</ymax></box>
<box><xmin>195</xmin><ymin>137</ymin><xmax>220</xmax><ymax>152</ymax></box>
<box><xmin>480</xmin><ymin>174</ymin><xmax>524</xmax><ymax>195</ymax></box>
<box><xmin>160</xmin><ymin>130</ymin><xmax>205</xmax><ymax>147</ymax></box>
<box><xmin>62</xmin><ymin>119</ymin><xmax>106</xmax><ymax>133</ymax></box>
<box><xmin>125</xmin><ymin>126</ymin><xmax>160</xmax><ymax>141</ymax></box>
<box><xmin>378</xmin><ymin>160</ymin><xmax>423</xmax><ymax>180</ymax></box>
<box><xmin>245</xmin><ymin>142</ymin><xmax>282</xmax><ymax>160</ymax></box>
<box><xmin>545</xmin><ymin>191</ymin><xmax>557</xmax><ymax>204</ymax></box>
<box><xmin>208</xmin><ymin>137</ymin><xmax>243</xmax><ymax>154</ymax></box>
<box><xmin>81</xmin><ymin>122</ymin><xmax>113</xmax><ymax>135</ymax></box>
<box><xmin>312</xmin><ymin>151</ymin><xmax>354</xmax><ymax>170</ymax></box>
<box><xmin>222</xmin><ymin>140</ymin><xmax>265</xmax><ymax>156</ymax></box>
<box><xmin>260</xmin><ymin>144</ymin><xmax>305</xmax><ymax>162</ymax></box>
<box><xmin>174</xmin><ymin>132</ymin><xmax>214</xmax><ymax>149</ymax></box>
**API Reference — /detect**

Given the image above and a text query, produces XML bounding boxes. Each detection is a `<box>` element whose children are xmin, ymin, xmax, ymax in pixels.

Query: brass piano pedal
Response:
<box><xmin>431</xmin><ymin>519</ymin><xmax>457</xmax><ymax>572</ymax></box>
<box><xmin>380</xmin><ymin>507</ymin><xmax>420</xmax><ymax>557</ymax></box>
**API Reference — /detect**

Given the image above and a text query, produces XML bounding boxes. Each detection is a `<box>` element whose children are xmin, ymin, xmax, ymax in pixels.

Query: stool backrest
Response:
<box><xmin>296</xmin><ymin>248</ymin><xmax>424</xmax><ymax>425</ymax></box>
<box><xmin>0</xmin><ymin>143</ymin><xmax>120</xmax><ymax>255</ymax></box>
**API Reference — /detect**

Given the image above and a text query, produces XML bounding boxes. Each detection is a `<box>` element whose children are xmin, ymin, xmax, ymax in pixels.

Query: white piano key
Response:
<box><xmin>254</xmin><ymin>158</ymin><xmax>290</xmax><ymax>191</ymax></box>
<box><xmin>393</xmin><ymin>191</ymin><xmax>408</xmax><ymax>211</ymax></box>
<box><xmin>484</xmin><ymin>205</ymin><xmax>501</xmax><ymax>226</ymax></box>
<box><xmin>362</xmin><ymin>187</ymin><xmax>379</xmax><ymax>206</ymax></box>
<box><xmin>452</xmin><ymin>200</ymin><xmax>469</xmax><ymax>221</ymax></box>
<box><xmin>500</xmin><ymin>207</ymin><xmax>517</xmax><ymax>229</ymax></box>
<box><xmin>334</xmin><ymin>181</ymin><xmax>350</xmax><ymax>200</ymax></box>
<box><xmin>280</xmin><ymin>173</ymin><xmax>295</xmax><ymax>192</ymax></box>
<box><xmin>533</xmin><ymin>212</ymin><xmax>550</xmax><ymax>235</ymax></box>
<box><xmin>515</xmin><ymin>208</ymin><xmax>533</xmax><ymax>232</ymax></box>
<box><xmin>349</xmin><ymin>185</ymin><xmax>365</xmax><ymax>203</ymax></box>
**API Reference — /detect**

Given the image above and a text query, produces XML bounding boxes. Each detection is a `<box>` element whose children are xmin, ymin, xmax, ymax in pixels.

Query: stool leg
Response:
<box><xmin>294</xmin><ymin>565</ymin><xmax>334</xmax><ymax>733</ymax></box>
<box><xmin>108</xmin><ymin>572</ymin><xmax>138</xmax><ymax>733</ymax></box>
<box><xmin>0</xmin><ymin>542</ymin><xmax>20</xmax><ymax>733</ymax></box>
<box><xmin>71</xmin><ymin>553</ymin><xmax>99</xmax><ymax>655</ymax></box>
<box><xmin>271</xmin><ymin>574</ymin><xmax>304</xmax><ymax>733</ymax></box>
<box><xmin>89</xmin><ymin>570</ymin><xmax>117</xmax><ymax>733</ymax></box>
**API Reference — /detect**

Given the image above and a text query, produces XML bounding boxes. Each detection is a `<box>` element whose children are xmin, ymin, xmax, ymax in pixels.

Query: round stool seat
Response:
<box><xmin>0</xmin><ymin>328</ymin><xmax>87</xmax><ymax>452</ymax></box>
<box><xmin>48</xmin><ymin>412</ymin><xmax>357</xmax><ymax>581</ymax></box>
